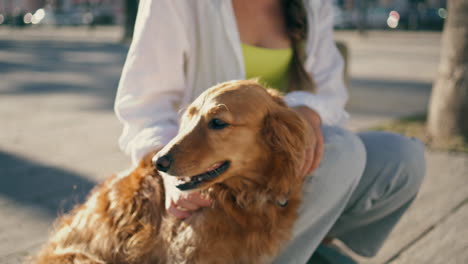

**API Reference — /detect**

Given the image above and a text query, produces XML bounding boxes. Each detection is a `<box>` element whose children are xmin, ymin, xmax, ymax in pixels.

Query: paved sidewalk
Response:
<box><xmin>0</xmin><ymin>27</ymin><xmax>466</xmax><ymax>264</ymax></box>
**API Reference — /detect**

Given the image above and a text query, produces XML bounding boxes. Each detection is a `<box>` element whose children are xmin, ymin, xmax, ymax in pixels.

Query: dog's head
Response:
<box><xmin>154</xmin><ymin>80</ymin><xmax>308</xmax><ymax>201</ymax></box>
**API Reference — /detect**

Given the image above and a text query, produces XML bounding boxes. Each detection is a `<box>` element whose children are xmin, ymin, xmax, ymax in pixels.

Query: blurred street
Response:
<box><xmin>0</xmin><ymin>27</ymin><xmax>467</xmax><ymax>264</ymax></box>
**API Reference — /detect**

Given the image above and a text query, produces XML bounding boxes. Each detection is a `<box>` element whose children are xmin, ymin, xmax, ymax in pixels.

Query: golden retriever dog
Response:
<box><xmin>33</xmin><ymin>80</ymin><xmax>308</xmax><ymax>264</ymax></box>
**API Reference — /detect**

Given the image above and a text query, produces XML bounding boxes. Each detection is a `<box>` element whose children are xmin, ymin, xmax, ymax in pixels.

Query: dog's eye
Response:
<box><xmin>208</xmin><ymin>118</ymin><xmax>229</xmax><ymax>130</ymax></box>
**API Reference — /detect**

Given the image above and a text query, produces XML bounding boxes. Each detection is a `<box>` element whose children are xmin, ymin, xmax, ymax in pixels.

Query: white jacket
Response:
<box><xmin>115</xmin><ymin>0</ymin><xmax>349</xmax><ymax>165</ymax></box>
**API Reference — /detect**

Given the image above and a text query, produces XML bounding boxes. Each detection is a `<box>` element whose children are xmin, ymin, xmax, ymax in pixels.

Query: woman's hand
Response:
<box><xmin>292</xmin><ymin>106</ymin><xmax>324</xmax><ymax>179</ymax></box>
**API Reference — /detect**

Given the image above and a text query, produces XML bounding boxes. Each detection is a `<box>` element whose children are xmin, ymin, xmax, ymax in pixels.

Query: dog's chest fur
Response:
<box><xmin>161</xmin><ymin>221</ymin><xmax>197</xmax><ymax>264</ymax></box>
<box><xmin>159</xmin><ymin>216</ymin><xmax>275</xmax><ymax>264</ymax></box>
<box><xmin>156</xmin><ymin>191</ymin><xmax>299</xmax><ymax>264</ymax></box>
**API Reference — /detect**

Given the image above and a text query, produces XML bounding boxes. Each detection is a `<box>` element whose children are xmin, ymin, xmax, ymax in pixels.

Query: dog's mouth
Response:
<box><xmin>175</xmin><ymin>161</ymin><xmax>230</xmax><ymax>191</ymax></box>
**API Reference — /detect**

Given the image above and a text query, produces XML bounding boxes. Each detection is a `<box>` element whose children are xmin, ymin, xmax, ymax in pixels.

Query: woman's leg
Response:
<box><xmin>327</xmin><ymin>131</ymin><xmax>426</xmax><ymax>257</ymax></box>
<box><xmin>273</xmin><ymin>125</ymin><xmax>367</xmax><ymax>264</ymax></box>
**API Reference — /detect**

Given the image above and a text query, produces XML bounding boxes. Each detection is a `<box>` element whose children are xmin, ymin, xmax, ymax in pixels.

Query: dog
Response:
<box><xmin>33</xmin><ymin>80</ymin><xmax>309</xmax><ymax>264</ymax></box>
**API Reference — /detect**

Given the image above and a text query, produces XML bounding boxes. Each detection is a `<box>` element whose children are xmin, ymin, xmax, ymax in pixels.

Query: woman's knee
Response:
<box><xmin>359</xmin><ymin>132</ymin><xmax>426</xmax><ymax>199</ymax></box>
<box><xmin>393</xmin><ymin>134</ymin><xmax>426</xmax><ymax>196</ymax></box>
<box><xmin>319</xmin><ymin>125</ymin><xmax>367</xmax><ymax>180</ymax></box>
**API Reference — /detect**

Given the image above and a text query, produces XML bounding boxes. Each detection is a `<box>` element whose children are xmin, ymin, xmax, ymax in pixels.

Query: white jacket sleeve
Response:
<box><xmin>284</xmin><ymin>1</ymin><xmax>349</xmax><ymax>126</ymax></box>
<box><xmin>115</xmin><ymin>0</ymin><xmax>188</xmax><ymax>165</ymax></box>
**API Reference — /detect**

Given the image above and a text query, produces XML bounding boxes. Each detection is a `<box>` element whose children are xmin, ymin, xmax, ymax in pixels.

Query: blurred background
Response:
<box><xmin>0</xmin><ymin>0</ymin><xmax>448</xmax><ymax>31</ymax></box>
<box><xmin>1</xmin><ymin>1</ymin><xmax>467</xmax><ymax>264</ymax></box>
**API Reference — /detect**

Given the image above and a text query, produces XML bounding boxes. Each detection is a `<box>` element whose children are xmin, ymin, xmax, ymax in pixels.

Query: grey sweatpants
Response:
<box><xmin>273</xmin><ymin>125</ymin><xmax>426</xmax><ymax>264</ymax></box>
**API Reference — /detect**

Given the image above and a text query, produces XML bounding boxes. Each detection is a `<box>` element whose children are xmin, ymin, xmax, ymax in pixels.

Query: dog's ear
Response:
<box><xmin>262</xmin><ymin>100</ymin><xmax>308</xmax><ymax>204</ymax></box>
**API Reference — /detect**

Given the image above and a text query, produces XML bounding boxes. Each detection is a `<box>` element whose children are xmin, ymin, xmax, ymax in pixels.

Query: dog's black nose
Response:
<box><xmin>155</xmin><ymin>154</ymin><xmax>173</xmax><ymax>172</ymax></box>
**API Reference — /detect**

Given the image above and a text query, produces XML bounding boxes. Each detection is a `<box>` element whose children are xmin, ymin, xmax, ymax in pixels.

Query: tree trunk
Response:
<box><xmin>427</xmin><ymin>0</ymin><xmax>468</xmax><ymax>144</ymax></box>
<box><xmin>122</xmin><ymin>0</ymin><xmax>139</xmax><ymax>43</ymax></box>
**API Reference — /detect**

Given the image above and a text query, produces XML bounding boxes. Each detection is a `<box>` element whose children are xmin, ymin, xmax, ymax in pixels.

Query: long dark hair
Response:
<box><xmin>282</xmin><ymin>0</ymin><xmax>316</xmax><ymax>92</ymax></box>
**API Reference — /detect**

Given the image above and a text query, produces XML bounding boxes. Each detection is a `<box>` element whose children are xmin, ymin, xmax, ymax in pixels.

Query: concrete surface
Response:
<box><xmin>0</xmin><ymin>27</ymin><xmax>466</xmax><ymax>264</ymax></box>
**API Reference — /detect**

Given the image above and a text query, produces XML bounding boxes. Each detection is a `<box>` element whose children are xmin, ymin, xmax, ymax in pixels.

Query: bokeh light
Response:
<box><xmin>31</xmin><ymin>9</ymin><xmax>46</xmax><ymax>25</ymax></box>
<box><xmin>35</xmin><ymin>9</ymin><xmax>46</xmax><ymax>21</ymax></box>
<box><xmin>23</xmin><ymin>13</ymin><xmax>33</xmax><ymax>24</ymax></box>
<box><xmin>438</xmin><ymin>8</ymin><xmax>447</xmax><ymax>19</ymax></box>
<box><xmin>387</xmin><ymin>10</ymin><xmax>400</xmax><ymax>29</ymax></box>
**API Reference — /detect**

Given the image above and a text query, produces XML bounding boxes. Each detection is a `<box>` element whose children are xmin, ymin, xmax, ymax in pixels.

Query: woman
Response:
<box><xmin>115</xmin><ymin>0</ymin><xmax>425</xmax><ymax>263</ymax></box>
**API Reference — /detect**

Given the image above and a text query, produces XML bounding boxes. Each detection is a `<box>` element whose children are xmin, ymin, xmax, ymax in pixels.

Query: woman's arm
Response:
<box><xmin>285</xmin><ymin>1</ymin><xmax>348</xmax><ymax>177</ymax></box>
<box><xmin>115</xmin><ymin>0</ymin><xmax>189</xmax><ymax>165</ymax></box>
<box><xmin>284</xmin><ymin>1</ymin><xmax>349</xmax><ymax>126</ymax></box>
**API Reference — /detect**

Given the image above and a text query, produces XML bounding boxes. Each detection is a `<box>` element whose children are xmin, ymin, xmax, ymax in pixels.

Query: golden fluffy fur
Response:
<box><xmin>33</xmin><ymin>80</ymin><xmax>308</xmax><ymax>264</ymax></box>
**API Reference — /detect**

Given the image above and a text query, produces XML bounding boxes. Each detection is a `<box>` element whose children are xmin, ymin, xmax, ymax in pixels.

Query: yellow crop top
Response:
<box><xmin>241</xmin><ymin>44</ymin><xmax>293</xmax><ymax>92</ymax></box>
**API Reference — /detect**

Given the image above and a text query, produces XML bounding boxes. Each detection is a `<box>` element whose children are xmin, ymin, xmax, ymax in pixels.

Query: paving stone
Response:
<box><xmin>339</xmin><ymin>151</ymin><xmax>468</xmax><ymax>264</ymax></box>
<box><xmin>390</xmin><ymin>202</ymin><xmax>468</xmax><ymax>264</ymax></box>
<box><xmin>0</xmin><ymin>201</ymin><xmax>51</xmax><ymax>257</ymax></box>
